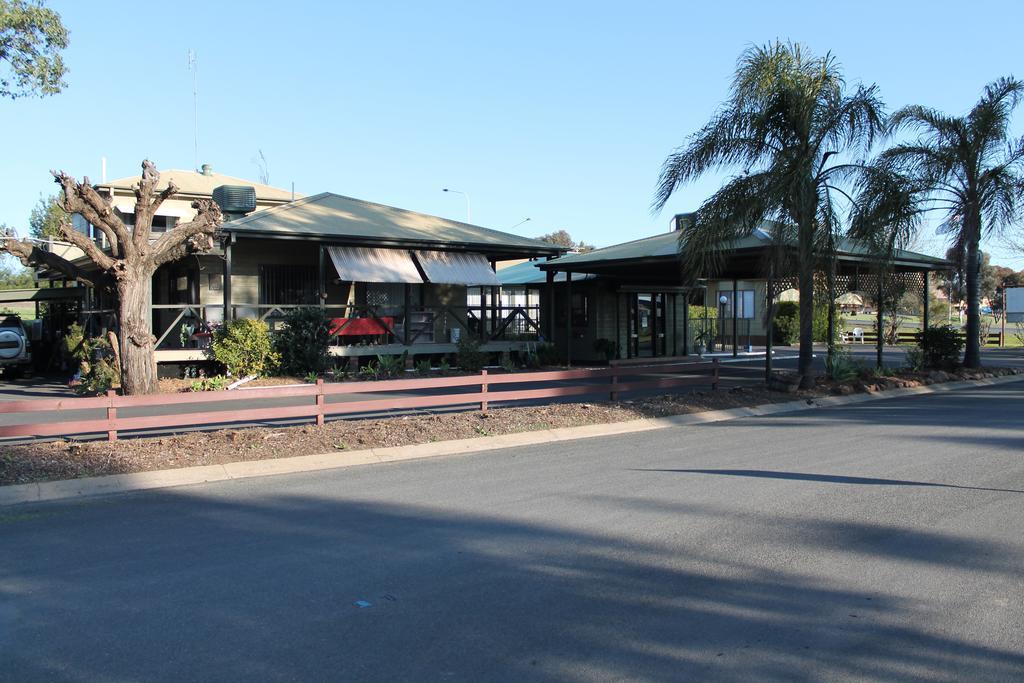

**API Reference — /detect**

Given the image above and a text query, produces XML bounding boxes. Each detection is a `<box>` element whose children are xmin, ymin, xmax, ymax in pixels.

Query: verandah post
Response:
<box><xmin>106</xmin><ymin>389</ymin><xmax>117</xmax><ymax>442</ymax></box>
<box><xmin>480</xmin><ymin>369</ymin><xmax>488</xmax><ymax>413</ymax></box>
<box><xmin>315</xmin><ymin>378</ymin><xmax>325</xmax><ymax>426</ymax></box>
<box><xmin>712</xmin><ymin>358</ymin><xmax>720</xmax><ymax>391</ymax></box>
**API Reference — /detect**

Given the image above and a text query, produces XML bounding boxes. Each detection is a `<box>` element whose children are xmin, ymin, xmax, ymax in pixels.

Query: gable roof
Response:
<box><xmin>224</xmin><ymin>192</ymin><xmax>563</xmax><ymax>257</ymax></box>
<box><xmin>98</xmin><ymin>168</ymin><xmax>297</xmax><ymax>201</ymax></box>
<box><xmin>542</xmin><ymin>227</ymin><xmax>950</xmax><ymax>271</ymax></box>
<box><xmin>496</xmin><ymin>259</ymin><xmax>594</xmax><ymax>284</ymax></box>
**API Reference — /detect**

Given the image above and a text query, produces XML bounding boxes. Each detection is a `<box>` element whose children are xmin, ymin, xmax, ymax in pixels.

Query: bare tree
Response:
<box><xmin>0</xmin><ymin>160</ymin><xmax>222</xmax><ymax>394</ymax></box>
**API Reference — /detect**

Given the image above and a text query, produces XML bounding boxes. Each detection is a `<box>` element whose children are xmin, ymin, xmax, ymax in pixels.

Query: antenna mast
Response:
<box><xmin>187</xmin><ymin>49</ymin><xmax>199</xmax><ymax>172</ymax></box>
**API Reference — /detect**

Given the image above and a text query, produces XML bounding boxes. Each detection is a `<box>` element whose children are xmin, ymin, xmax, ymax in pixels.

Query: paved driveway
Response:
<box><xmin>1</xmin><ymin>382</ymin><xmax>1022</xmax><ymax>680</ymax></box>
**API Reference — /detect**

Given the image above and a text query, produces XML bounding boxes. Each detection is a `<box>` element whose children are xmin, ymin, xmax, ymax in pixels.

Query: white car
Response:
<box><xmin>0</xmin><ymin>316</ymin><xmax>33</xmax><ymax>378</ymax></box>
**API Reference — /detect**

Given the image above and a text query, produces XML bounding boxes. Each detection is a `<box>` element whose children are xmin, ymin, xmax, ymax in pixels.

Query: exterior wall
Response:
<box><xmin>708</xmin><ymin>278</ymin><xmax>770</xmax><ymax>343</ymax></box>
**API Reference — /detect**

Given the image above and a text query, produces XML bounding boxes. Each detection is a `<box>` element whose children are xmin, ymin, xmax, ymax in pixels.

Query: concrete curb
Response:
<box><xmin>3</xmin><ymin>372</ymin><xmax>1022</xmax><ymax>508</ymax></box>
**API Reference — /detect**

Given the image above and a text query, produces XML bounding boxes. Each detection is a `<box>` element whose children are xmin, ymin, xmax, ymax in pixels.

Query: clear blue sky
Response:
<box><xmin>2</xmin><ymin>0</ymin><xmax>1023</xmax><ymax>266</ymax></box>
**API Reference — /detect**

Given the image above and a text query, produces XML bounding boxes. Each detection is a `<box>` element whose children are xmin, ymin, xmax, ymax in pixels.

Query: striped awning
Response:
<box><xmin>414</xmin><ymin>251</ymin><xmax>500</xmax><ymax>286</ymax></box>
<box><xmin>327</xmin><ymin>246</ymin><xmax>423</xmax><ymax>284</ymax></box>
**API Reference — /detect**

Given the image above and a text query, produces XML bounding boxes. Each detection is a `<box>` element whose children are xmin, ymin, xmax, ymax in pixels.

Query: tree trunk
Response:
<box><xmin>117</xmin><ymin>268</ymin><xmax>158</xmax><ymax>394</ymax></box>
<box><xmin>963</xmin><ymin>234</ymin><xmax>982</xmax><ymax>368</ymax></box>
<box><xmin>797</xmin><ymin>220</ymin><xmax>816</xmax><ymax>389</ymax></box>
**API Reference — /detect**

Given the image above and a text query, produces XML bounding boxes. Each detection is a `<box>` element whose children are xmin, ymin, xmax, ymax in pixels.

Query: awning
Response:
<box><xmin>414</xmin><ymin>251</ymin><xmax>500</xmax><ymax>286</ymax></box>
<box><xmin>327</xmin><ymin>246</ymin><xmax>423</xmax><ymax>284</ymax></box>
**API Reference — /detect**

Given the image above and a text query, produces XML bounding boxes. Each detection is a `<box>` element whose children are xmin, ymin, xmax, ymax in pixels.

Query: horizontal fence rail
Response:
<box><xmin>0</xmin><ymin>360</ymin><xmax>719</xmax><ymax>442</ymax></box>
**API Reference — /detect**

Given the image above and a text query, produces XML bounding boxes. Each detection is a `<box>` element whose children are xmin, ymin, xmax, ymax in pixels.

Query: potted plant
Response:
<box><xmin>693</xmin><ymin>328</ymin><xmax>711</xmax><ymax>356</ymax></box>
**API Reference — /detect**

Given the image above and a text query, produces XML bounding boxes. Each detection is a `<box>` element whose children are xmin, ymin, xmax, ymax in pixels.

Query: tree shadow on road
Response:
<box><xmin>2</xmin><ymin>488</ymin><xmax>1022</xmax><ymax>681</ymax></box>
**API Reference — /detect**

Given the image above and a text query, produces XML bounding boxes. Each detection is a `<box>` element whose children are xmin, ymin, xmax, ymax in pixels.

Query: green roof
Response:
<box><xmin>542</xmin><ymin>227</ymin><xmax>950</xmax><ymax>270</ymax></box>
<box><xmin>225</xmin><ymin>192</ymin><xmax>562</xmax><ymax>256</ymax></box>
<box><xmin>496</xmin><ymin>259</ymin><xmax>595</xmax><ymax>285</ymax></box>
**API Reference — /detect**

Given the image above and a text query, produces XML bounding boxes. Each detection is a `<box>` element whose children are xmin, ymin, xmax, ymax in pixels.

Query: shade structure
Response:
<box><xmin>414</xmin><ymin>251</ymin><xmax>500</xmax><ymax>286</ymax></box>
<box><xmin>327</xmin><ymin>246</ymin><xmax>423</xmax><ymax>284</ymax></box>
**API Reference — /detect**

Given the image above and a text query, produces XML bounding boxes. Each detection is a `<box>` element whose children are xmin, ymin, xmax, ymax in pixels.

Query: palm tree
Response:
<box><xmin>861</xmin><ymin>78</ymin><xmax>1024</xmax><ymax>367</ymax></box>
<box><xmin>653</xmin><ymin>42</ymin><xmax>885</xmax><ymax>388</ymax></box>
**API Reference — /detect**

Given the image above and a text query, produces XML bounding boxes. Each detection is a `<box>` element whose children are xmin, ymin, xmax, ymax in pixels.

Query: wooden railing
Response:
<box><xmin>0</xmin><ymin>360</ymin><xmax>719</xmax><ymax>442</ymax></box>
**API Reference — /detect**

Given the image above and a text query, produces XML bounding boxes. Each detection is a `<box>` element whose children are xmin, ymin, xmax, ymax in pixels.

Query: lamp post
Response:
<box><xmin>508</xmin><ymin>217</ymin><xmax>531</xmax><ymax>230</ymax></box>
<box><xmin>718</xmin><ymin>294</ymin><xmax>728</xmax><ymax>352</ymax></box>
<box><xmin>442</xmin><ymin>188</ymin><xmax>471</xmax><ymax>223</ymax></box>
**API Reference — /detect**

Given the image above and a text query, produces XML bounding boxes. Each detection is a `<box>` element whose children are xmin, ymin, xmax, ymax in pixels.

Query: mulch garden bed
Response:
<box><xmin>2</xmin><ymin>366</ymin><xmax>1019</xmax><ymax>487</ymax></box>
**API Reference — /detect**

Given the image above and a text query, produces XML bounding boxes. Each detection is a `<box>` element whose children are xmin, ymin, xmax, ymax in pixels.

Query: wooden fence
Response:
<box><xmin>842</xmin><ymin>330</ymin><xmax>1003</xmax><ymax>346</ymax></box>
<box><xmin>0</xmin><ymin>360</ymin><xmax>719</xmax><ymax>442</ymax></box>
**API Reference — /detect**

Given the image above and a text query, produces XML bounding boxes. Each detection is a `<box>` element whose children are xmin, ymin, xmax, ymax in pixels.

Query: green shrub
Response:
<box><xmin>456</xmin><ymin>336</ymin><xmax>489</xmax><ymax>372</ymax></box>
<box><xmin>211</xmin><ymin>318</ymin><xmax>278</xmax><ymax>377</ymax></box>
<box><xmin>375</xmin><ymin>352</ymin><xmax>407</xmax><ymax>379</ymax></box>
<box><xmin>414</xmin><ymin>359</ymin><xmax>432</xmax><ymax>376</ymax></box>
<box><xmin>773</xmin><ymin>301</ymin><xmax>800</xmax><ymax>345</ymax></box>
<box><xmin>74</xmin><ymin>334</ymin><xmax>119</xmax><ymax>395</ymax></box>
<box><xmin>500</xmin><ymin>352</ymin><xmax>517</xmax><ymax>373</ymax></box>
<box><xmin>916</xmin><ymin>325</ymin><xmax>964</xmax><ymax>370</ymax></box>
<box><xmin>534</xmin><ymin>342</ymin><xmax>561</xmax><ymax>367</ymax></box>
<box><xmin>825</xmin><ymin>348</ymin><xmax>860</xmax><ymax>382</ymax></box>
<box><xmin>687</xmin><ymin>305</ymin><xmax>718</xmax><ymax>320</ymax></box>
<box><xmin>274</xmin><ymin>307</ymin><xmax>331</xmax><ymax>376</ymax></box>
<box><xmin>904</xmin><ymin>346</ymin><xmax>926</xmax><ymax>372</ymax></box>
<box><xmin>189</xmin><ymin>375</ymin><xmax>230</xmax><ymax>392</ymax></box>
<box><xmin>812</xmin><ymin>301</ymin><xmax>845</xmax><ymax>343</ymax></box>
<box><xmin>63</xmin><ymin>322</ymin><xmax>87</xmax><ymax>363</ymax></box>
<box><xmin>593</xmin><ymin>338</ymin><xmax>618</xmax><ymax>361</ymax></box>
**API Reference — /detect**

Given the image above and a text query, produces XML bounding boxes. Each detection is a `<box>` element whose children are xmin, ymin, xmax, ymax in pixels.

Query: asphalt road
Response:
<box><xmin>2</xmin><ymin>381</ymin><xmax>1023</xmax><ymax>681</ymax></box>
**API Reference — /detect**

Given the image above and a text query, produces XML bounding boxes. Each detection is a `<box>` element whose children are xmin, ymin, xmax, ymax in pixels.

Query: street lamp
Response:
<box><xmin>442</xmin><ymin>188</ymin><xmax>471</xmax><ymax>223</ymax></box>
<box><xmin>508</xmin><ymin>217</ymin><xmax>531</xmax><ymax>230</ymax></box>
<box><xmin>719</xmin><ymin>294</ymin><xmax>729</xmax><ymax>351</ymax></box>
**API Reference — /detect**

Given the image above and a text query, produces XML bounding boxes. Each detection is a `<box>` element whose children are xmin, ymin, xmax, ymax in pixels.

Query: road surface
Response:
<box><xmin>2</xmin><ymin>381</ymin><xmax>1023</xmax><ymax>680</ymax></box>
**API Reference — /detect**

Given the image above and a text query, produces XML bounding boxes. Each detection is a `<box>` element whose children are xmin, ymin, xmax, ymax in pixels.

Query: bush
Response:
<box><xmin>687</xmin><ymin>305</ymin><xmax>718</xmax><ymax>320</ymax></box>
<box><xmin>456</xmin><ymin>336</ymin><xmax>489</xmax><ymax>372</ymax></box>
<box><xmin>825</xmin><ymin>348</ymin><xmax>860</xmax><ymax>382</ymax></box>
<box><xmin>74</xmin><ymin>334</ymin><xmax>119</xmax><ymax>395</ymax></box>
<box><xmin>274</xmin><ymin>307</ymin><xmax>331</xmax><ymax>376</ymax></box>
<box><xmin>916</xmin><ymin>325</ymin><xmax>964</xmax><ymax>370</ymax></box>
<box><xmin>773</xmin><ymin>301</ymin><xmax>800</xmax><ymax>345</ymax></box>
<box><xmin>211</xmin><ymin>318</ymin><xmax>278</xmax><ymax>377</ymax></box>
<box><xmin>189</xmin><ymin>375</ymin><xmax>230</xmax><ymax>392</ymax></box>
<box><xmin>812</xmin><ymin>301</ymin><xmax>845</xmax><ymax>344</ymax></box>
<box><xmin>904</xmin><ymin>346</ymin><xmax>926</xmax><ymax>372</ymax></box>
<box><xmin>534</xmin><ymin>341</ymin><xmax>562</xmax><ymax>367</ymax></box>
<box><xmin>593</xmin><ymin>338</ymin><xmax>618</xmax><ymax>361</ymax></box>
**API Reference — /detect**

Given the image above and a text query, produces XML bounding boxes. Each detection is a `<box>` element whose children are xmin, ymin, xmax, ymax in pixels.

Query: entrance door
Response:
<box><xmin>631</xmin><ymin>293</ymin><xmax>665</xmax><ymax>358</ymax></box>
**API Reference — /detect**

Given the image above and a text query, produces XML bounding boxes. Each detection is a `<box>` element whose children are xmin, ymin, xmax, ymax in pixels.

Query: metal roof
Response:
<box><xmin>496</xmin><ymin>260</ymin><xmax>595</xmax><ymax>285</ymax></box>
<box><xmin>225</xmin><ymin>193</ymin><xmax>562</xmax><ymax>257</ymax></box>
<box><xmin>327</xmin><ymin>246</ymin><xmax>422</xmax><ymax>284</ymax></box>
<box><xmin>415</xmin><ymin>251</ymin><xmax>500</xmax><ymax>286</ymax></box>
<box><xmin>99</xmin><ymin>168</ymin><xmax>298</xmax><ymax>201</ymax></box>
<box><xmin>542</xmin><ymin>228</ymin><xmax>950</xmax><ymax>270</ymax></box>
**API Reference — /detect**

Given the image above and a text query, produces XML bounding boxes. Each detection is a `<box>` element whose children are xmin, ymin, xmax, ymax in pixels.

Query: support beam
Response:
<box><xmin>732</xmin><ymin>278</ymin><xmax>739</xmax><ymax>357</ymax></box>
<box><xmin>318</xmin><ymin>245</ymin><xmax>326</xmax><ymax>310</ymax></box>
<box><xmin>682</xmin><ymin>291</ymin><xmax>689</xmax><ymax>356</ymax></box>
<box><xmin>565</xmin><ymin>272</ymin><xmax>573</xmax><ymax>366</ymax></box>
<box><xmin>765</xmin><ymin>270</ymin><xmax>774</xmax><ymax>383</ymax></box>
<box><xmin>222</xmin><ymin>238</ymin><xmax>233</xmax><ymax>323</ymax></box>
<box><xmin>922</xmin><ymin>270</ymin><xmax>929</xmax><ymax>333</ymax></box>
<box><xmin>403</xmin><ymin>283</ymin><xmax>411</xmax><ymax>345</ymax></box>
<box><xmin>546</xmin><ymin>270</ymin><xmax>555</xmax><ymax>342</ymax></box>
<box><xmin>876</xmin><ymin>272</ymin><xmax>884</xmax><ymax>370</ymax></box>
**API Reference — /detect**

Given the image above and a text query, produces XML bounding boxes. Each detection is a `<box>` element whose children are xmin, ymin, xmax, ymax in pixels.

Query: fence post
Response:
<box><xmin>106</xmin><ymin>389</ymin><xmax>117</xmax><ymax>442</ymax></box>
<box><xmin>712</xmin><ymin>358</ymin><xmax>720</xmax><ymax>391</ymax></box>
<box><xmin>609</xmin><ymin>365</ymin><xmax>618</xmax><ymax>401</ymax></box>
<box><xmin>480</xmin><ymin>369</ymin><xmax>488</xmax><ymax>413</ymax></box>
<box><xmin>315</xmin><ymin>378</ymin><xmax>325</xmax><ymax>426</ymax></box>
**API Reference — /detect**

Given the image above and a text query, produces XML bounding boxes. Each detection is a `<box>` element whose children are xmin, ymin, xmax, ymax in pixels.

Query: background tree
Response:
<box><xmin>863</xmin><ymin>77</ymin><xmax>1024</xmax><ymax>367</ymax></box>
<box><xmin>653</xmin><ymin>42</ymin><xmax>885</xmax><ymax>388</ymax></box>
<box><xmin>536</xmin><ymin>229</ymin><xmax>594</xmax><ymax>253</ymax></box>
<box><xmin>0</xmin><ymin>0</ymin><xmax>68</xmax><ymax>99</ymax></box>
<box><xmin>0</xmin><ymin>160</ymin><xmax>222</xmax><ymax>394</ymax></box>
<box><xmin>28</xmin><ymin>192</ymin><xmax>64</xmax><ymax>238</ymax></box>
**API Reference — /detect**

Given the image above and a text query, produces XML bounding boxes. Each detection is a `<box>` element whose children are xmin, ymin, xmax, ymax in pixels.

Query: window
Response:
<box><xmin>719</xmin><ymin>290</ymin><xmax>755</xmax><ymax>319</ymax></box>
<box><xmin>119</xmin><ymin>212</ymin><xmax>178</xmax><ymax>233</ymax></box>
<box><xmin>571</xmin><ymin>292</ymin><xmax>589</xmax><ymax>327</ymax></box>
<box><xmin>258</xmin><ymin>265</ymin><xmax>317</xmax><ymax>305</ymax></box>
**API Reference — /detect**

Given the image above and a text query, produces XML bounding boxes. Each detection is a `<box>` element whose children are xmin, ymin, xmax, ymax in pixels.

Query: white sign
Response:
<box><xmin>1007</xmin><ymin>287</ymin><xmax>1024</xmax><ymax>322</ymax></box>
